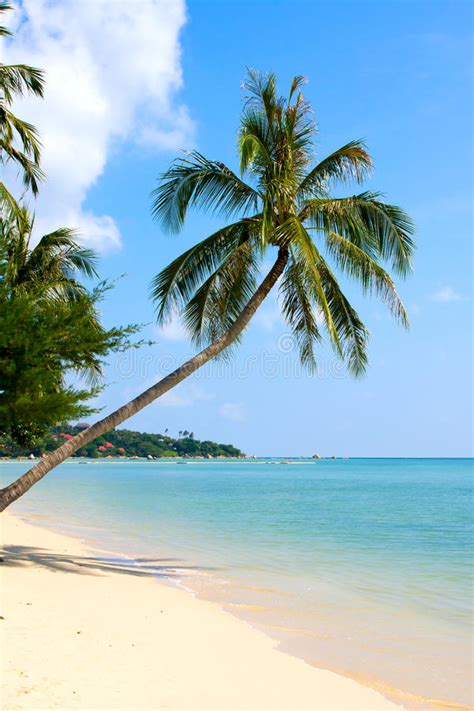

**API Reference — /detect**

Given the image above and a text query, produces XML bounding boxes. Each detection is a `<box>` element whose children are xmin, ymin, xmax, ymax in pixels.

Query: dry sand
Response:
<box><xmin>0</xmin><ymin>512</ymin><xmax>400</xmax><ymax>710</ymax></box>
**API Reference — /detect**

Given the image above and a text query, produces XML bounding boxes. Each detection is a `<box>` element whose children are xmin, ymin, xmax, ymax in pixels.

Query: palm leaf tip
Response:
<box><xmin>151</xmin><ymin>152</ymin><xmax>258</xmax><ymax>233</ymax></box>
<box><xmin>1</xmin><ymin>210</ymin><xmax>99</xmax><ymax>300</ymax></box>
<box><xmin>280</xmin><ymin>261</ymin><xmax>322</xmax><ymax>372</ymax></box>
<box><xmin>325</xmin><ymin>232</ymin><xmax>409</xmax><ymax>328</ymax></box>
<box><xmin>150</xmin><ymin>219</ymin><xmax>260</xmax><ymax>335</ymax></box>
<box><xmin>298</xmin><ymin>140</ymin><xmax>373</xmax><ymax>197</ymax></box>
<box><xmin>355</xmin><ymin>196</ymin><xmax>416</xmax><ymax>276</ymax></box>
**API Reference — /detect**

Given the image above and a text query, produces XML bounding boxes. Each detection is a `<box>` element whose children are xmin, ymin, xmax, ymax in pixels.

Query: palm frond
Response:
<box><xmin>151</xmin><ymin>151</ymin><xmax>259</xmax><ymax>233</ymax></box>
<box><xmin>0</xmin><ymin>138</ymin><xmax>44</xmax><ymax>194</ymax></box>
<box><xmin>2</xmin><ymin>110</ymin><xmax>42</xmax><ymax>160</ymax></box>
<box><xmin>288</xmin><ymin>75</ymin><xmax>306</xmax><ymax>101</ymax></box>
<box><xmin>298</xmin><ymin>140</ymin><xmax>372</xmax><ymax>197</ymax></box>
<box><xmin>0</xmin><ymin>181</ymin><xmax>23</xmax><ymax>222</ymax></box>
<box><xmin>325</xmin><ymin>232</ymin><xmax>408</xmax><ymax>326</ymax></box>
<box><xmin>242</xmin><ymin>68</ymin><xmax>281</xmax><ymax>128</ymax></box>
<box><xmin>283</xmin><ymin>90</ymin><xmax>315</xmax><ymax>166</ymax></box>
<box><xmin>280</xmin><ymin>259</ymin><xmax>322</xmax><ymax>371</ymax></box>
<box><xmin>0</xmin><ymin>1</ymin><xmax>45</xmax><ymax>196</ymax></box>
<box><xmin>286</xmin><ymin>220</ymin><xmax>342</xmax><ymax>353</ymax></box>
<box><xmin>302</xmin><ymin>192</ymin><xmax>415</xmax><ymax>274</ymax></box>
<box><xmin>1</xmin><ymin>208</ymin><xmax>99</xmax><ymax>299</ymax></box>
<box><xmin>183</xmin><ymin>240</ymin><xmax>259</xmax><ymax>348</ymax></box>
<box><xmin>150</xmin><ymin>218</ymin><xmax>260</xmax><ymax>323</ymax></box>
<box><xmin>27</xmin><ymin>229</ymin><xmax>98</xmax><ymax>281</ymax></box>
<box><xmin>317</xmin><ymin>259</ymin><xmax>369</xmax><ymax>376</ymax></box>
<box><xmin>0</xmin><ymin>64</ymin><xmax>45</xmax><ymax>103</ymax></box>
<box><xmin>66</xmin><ymin>247</ymin><xmax>99</xmax><ymax>280</ymax></box>
<box><xmin>238</xmin><ymin>111</ymin><xmax>273</xmax><ymax>175</ymax></box>
<box><xmin>240</xmin><ymin>69</ymin><xmax>314</xmax><ymax>183</ymax></box>
<box><xmin>0</xmin><ymin>1</ymin><xmax>13</xmax><ymax>38</ymax></box>
<box><xmin>354</xmin><ymin>194</ymin><xmax>415</xmax><ymax>275</ymax></box>
<box><xmin>289</xmin><ymin>221</ymin><xmax>369</xmax><ymax>375</ymax></box>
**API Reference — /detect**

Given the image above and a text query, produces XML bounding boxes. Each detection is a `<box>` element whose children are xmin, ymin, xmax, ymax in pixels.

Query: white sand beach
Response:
<box><xmin>0</xmin><ymin>512</ymin><xmax>401</xmax><ymax>710</ymax></box>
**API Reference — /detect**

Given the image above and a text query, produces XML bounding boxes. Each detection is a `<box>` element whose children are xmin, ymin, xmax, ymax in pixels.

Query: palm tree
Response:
<box><xmin>0</xmin><ymin>206</ymin><xmax>140</xmax><ymax>446</ymax></box>
<box><xmin>0</xmin><ymin>1</ymin><xmax>45</xmax><ymax>199</ymax></box>
<box><xmin>0</xmin><ymin>204</ymin><xmax>98</xmax><ymax>300</ymax></box>
<box><xmin>0</xmin><ymin>70</ymin><xmax>414</xmax><ymax>511</ymax></box>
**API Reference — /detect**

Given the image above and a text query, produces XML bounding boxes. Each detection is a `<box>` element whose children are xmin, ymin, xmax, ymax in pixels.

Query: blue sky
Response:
<box><xmin>9</xmin><ymin>0</ymin><xmax>473</xmax><ymax>456</ymax></box>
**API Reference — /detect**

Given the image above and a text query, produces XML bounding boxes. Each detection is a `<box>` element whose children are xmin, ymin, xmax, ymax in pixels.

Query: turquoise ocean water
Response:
<box><xmin>1</xmin><ymin>458</ymin><xmax>472</xmax><ymax>707</ymax></box>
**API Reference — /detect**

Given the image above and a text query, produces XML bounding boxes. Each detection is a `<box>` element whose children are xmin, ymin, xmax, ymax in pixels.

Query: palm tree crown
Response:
<box><xmin>151</xmin><ymin>70</ymin><xmax>414</xmax><ymax>375</ymax></box>
<box><xmin>0</xmin><ymin>205</ymin><xmax>98</xmax><ymax>300</ymax></box>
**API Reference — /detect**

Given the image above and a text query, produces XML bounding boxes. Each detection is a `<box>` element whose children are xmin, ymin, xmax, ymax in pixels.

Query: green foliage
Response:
<box><xmin>0</xmin><ymin>2</ymin><xmax>45</xmax><ymax>196</ymax></box>
<box><xmin>0</xmin><ymin>204</ymin><xmax>143</xmax><ymax>447</ymax></box>
<box><xmin>0</xmin><ymin>204</ymin><xmax>98</xmax><ymax>299</ymax></box>
<box><xmin>0</xmin><ymin>286</ymin><xmax>142</xmax><ymax>446</ymax></box>
<box><xmin>151</xmin><ymin>70</ymin><xmax>415</xmax><ymax>375</ymax></box>
<box><xmin>0</xmin><ymin>425</ymin><xmax>244</xmax><ymax>459</ymax></box>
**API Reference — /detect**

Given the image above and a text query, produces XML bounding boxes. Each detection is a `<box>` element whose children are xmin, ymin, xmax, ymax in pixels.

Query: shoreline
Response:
<box><xmin>1</xmin><ymin>458</ymin><xmax>472</xmax><ymax>711</ymax></box>
<box><xmin>0</xmin><ymin>510</ymin><xmax>404</xmax><ymax>710</ymax></box>
<box><xmin>2</xmin><ymin>509</ymin><xmax>472</xmax><ymax>711</ymax></box>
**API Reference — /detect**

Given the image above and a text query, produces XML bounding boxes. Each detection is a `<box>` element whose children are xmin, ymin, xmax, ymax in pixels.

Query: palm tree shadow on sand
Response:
<box><xmin>0</xmin><ymin>545</ymin><xmax>217</xmax><ymax>579</ymax></box>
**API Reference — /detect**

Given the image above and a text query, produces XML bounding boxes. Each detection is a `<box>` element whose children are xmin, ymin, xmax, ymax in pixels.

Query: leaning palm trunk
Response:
<box><xmin>0</xmin><ymin>249</ymin><xmax>288</xmax><ymax>512</ymax></box>
<box><xmin>0</xmin><ymin>71</ymin><xmax>414</xmax><ymax>512</ymax></box>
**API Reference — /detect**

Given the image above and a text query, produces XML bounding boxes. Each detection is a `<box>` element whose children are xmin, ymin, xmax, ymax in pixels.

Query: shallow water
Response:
<box><xmin>1</xmin><ymin>458</ymin><xmax>473</xmax><ymax>707</ymax></box>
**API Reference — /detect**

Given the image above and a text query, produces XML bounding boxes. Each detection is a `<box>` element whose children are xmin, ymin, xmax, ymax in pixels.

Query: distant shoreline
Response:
<box><xmin>1</xmin><ymin>455</ymin><xmax>472</xmax><ymax>462</ymax></box>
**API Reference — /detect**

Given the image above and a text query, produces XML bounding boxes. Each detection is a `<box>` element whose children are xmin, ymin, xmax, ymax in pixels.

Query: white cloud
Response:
<box><xmin>219</xmin><ymin>401</ymin><xmax>245</xmax><ymax>422</ymax></box>
<box><xmin>160</xmin><ymin>384</ymin><xmax>213</xmax><ymax>408</ymax></box>
<box><xmin>2</xmin><ymin>0</ymin><xmax>193</xmax><ymax>251</ymax></box>
<box><xmin>157</xmin><ymin>317</ymin><xmax>188</xmax><ymax>342</ymax></box>
<box><xmin>431</xmin><ymin>286</ymin><xmax>464</xmax><ymax>303</ymax></box>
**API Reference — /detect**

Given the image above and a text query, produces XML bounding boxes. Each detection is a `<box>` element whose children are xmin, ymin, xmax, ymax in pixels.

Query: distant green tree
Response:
<box><xmin>174</xmin><ymin>437</ymin><xmax>199</xmax><ymax>456</ymax></box>
<box><xmin>0</xmin><ymin>425</ymin><xmax>244</xmax><ymax>459</ymax></box>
